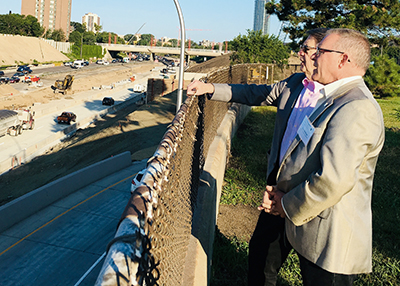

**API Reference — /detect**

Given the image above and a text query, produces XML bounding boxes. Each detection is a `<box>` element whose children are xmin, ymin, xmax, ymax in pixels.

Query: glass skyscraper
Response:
<box><xmin>253</xmin><ymin>0</ymin><xmax>271</xmax><ymax>35</ymax></box>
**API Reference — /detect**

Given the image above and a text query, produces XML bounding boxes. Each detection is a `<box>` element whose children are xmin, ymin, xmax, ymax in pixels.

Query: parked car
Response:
<box><xmin>102</xmin><ymin>97</ymin><xmax>115</xmax><ymax>106</ymax></box>
<box><xmin>13</xmin><ymin>72</ymin><xmax>25</xmax><ymax>77</ymax></box>
<box><xmin>17</xmin><ymin>65</ymin><xmax>32</xmax><ymax>73</ymax></box>
<box><xmin>57</xmin><ymin>112</ymin><xmax>76</xmax><ymax>124</ymax></box>
<box><xmin>0</xmin><ymin>71</ymin><xmax>4</xmax><ymax>76</ymax></box>
<box><xmin>131</xmin><ymin>169</ymin><xmax>146</xmax><ymax>193</ymax></box>
<box><xmin>9</xmin><ymin>76</ymin><xmax>20</xmax><ymax>83</ymax></box>
<box><xmin>83</xmin><ymin>61</ymin><xmax>90</xmax><ymax>66</ymax></box>
<box><xmin>64</xmin><ymin>62</ymin><xmax>73</xmax><ymax>66</ymax></box>
<box><xmin>96</xmin><ymin>60</ymin><xmax>105</xmax><ymax>65</ymax></box>
<box><xmin>0</xmin><ymin>77</ymin><xmax>10</xmax><ymax>84</ymax></box>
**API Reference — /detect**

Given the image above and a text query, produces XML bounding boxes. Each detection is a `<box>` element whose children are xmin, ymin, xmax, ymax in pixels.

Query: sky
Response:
<box><xmin>0</xmin><ymin>0</ymin><xmax>284</xmax><ymax>43</ymax></box>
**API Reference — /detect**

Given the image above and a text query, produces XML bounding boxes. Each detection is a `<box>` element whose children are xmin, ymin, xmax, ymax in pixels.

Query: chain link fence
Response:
<box><xmin>95</xmin><ymin>63</ymin><xmax>294</xmax><ymax>286</ymax></box>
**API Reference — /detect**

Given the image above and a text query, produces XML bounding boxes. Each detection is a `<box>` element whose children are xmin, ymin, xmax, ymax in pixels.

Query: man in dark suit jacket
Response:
<box><xmin>187</xmin><ymin>28</ymin><xmax>329</xmax><ymax>285</ymax></box>
<box><xmin>187</xmin><ymin>28</ymin><xmax>384</xmax><ymax>286</ymax></box>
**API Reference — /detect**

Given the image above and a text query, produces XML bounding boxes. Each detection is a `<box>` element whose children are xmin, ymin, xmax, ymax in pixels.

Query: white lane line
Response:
<box><xmin>74</xmin><ymin>251</ymin><xmax>106</xmax><ymax>286</ymax></box>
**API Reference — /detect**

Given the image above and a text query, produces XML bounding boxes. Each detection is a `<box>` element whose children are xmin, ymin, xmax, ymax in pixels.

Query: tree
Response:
<box><xmin>230</xmin><ymin>30</ymin><xmax>290</xmax><ymax>66</ymax></box>
<box><xmin>68</xmin><ymin>30</ymin><xmax>82</xmax><ymax>44</ymax></box>
<box><xmin>83</xmin><ymin>31</ymin><xmax>97</xmax><ymax>45</ymax></box>
<box><xmin>137</xmin><ymin>34</ymin><xmax>153</xmax><ymax>45</ymax></box>
<box><xmin>94</xmin><ymin>23</ymin><xmax>102</xmax><ymax>34</ymax></box>
<box><xmin>170</xmin><ymin>38</ymin><xmax>178</xmax><ymax>47</ymax></box>
<box><xmin>70</xmin><ymin>21</ymin><xmax>86</xmax><ymax>33</ymax></box>
<box><xmin>49</xmin><ymin>29</ymin><xmax>66</xmax><ymax>42</ymax></box>
<box><xmin>364</xmin><ymin>54</ymin><xmax>400</xmax><ymax>97</ymax></box>
<box><xmin>0</xmin><ymin>13</ymin><xmax>43</xmax><ymax>37</ymax></box>
<box><xmin>265</xmin><ymin>0</ymin><xmax>400</xmax><ymax>47</ymax></box>
<box><xmin>22</xmin><ymin>15</ymin><xmax>43</xmax><ymax>37</ymax></box>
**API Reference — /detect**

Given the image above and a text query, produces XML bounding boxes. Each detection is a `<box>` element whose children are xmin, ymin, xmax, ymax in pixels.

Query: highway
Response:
<box><xmin>0</xmin><ymin>66</ymin><xmax>160</xmax><ymax>175</ymax></box>
<box><xmin>0</xmin><ymin>159</ymin><xmax>146</xmax><ymax>286</ymax></box>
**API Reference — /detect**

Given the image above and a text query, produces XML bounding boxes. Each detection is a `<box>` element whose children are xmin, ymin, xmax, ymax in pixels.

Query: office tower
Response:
<box><xmin>82</xmin><ymin>12</ymin><xmax>101</xmax><ymax>32</ymax></box>
<box><xmin>21</xmin><ymin>0</ymin><xmax>72</xmax><ymax>36</ymax></box>
<box><xmin>253</xmin><ymin>0</ymin><xmax>271</xmax><ymax>35</ymax></box>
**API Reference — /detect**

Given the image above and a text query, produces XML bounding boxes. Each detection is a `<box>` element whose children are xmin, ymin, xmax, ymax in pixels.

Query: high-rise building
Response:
<box><xmin>253</xmin><ymin>0</ymin><xmax>271</xmax><ymax>35</ymax></box>
<box><xmin>21</xmin><ymin>0</ymin><xmax>72</xmax><ymax>37</ymax></box>
<box><xmin>82</xmin><ymin>12</ymin><xmax>101</xmax><ymax>33</ymax></box>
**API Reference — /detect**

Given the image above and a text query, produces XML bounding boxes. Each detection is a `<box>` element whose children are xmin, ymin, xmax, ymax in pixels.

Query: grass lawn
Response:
<box><xmin>211</xmin><ymin>96</ymin><xmax>400</xmax><ymax>285</ymax></box>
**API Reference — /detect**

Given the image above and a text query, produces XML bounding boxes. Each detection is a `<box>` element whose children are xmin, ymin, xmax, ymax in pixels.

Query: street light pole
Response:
<box><xmin>173</xmin><ymin>0</ymin><xmax>185</xmax><ymax>113</ymax></box>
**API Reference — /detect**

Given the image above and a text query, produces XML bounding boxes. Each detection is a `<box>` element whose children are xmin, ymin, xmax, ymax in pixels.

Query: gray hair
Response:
<box><xmin>327</xmin><ymin>28</ymin><xmax>371</xmax><ymax>72</ymax></box>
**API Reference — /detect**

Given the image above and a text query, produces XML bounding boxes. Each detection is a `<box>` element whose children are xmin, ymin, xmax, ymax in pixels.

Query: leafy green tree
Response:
<box><xmin>83</xmin><ymin>31</ymin><xmax>97</xmax><ymax>45</ymax></box>
<box><xmin>124</xmin><ymin>34</ymin><xmax>133</xmax><ymax>42</ymax></box>
<box><xmin>68</xmin><ymin>30</ymin><xmax>82</xmax><ymax>44</ymax></box>
<box><xmin>22</xmin><ymin>15</ymin><xmax>43</xmax><ymax>37</ymax></box>
<box><xmin>137</xmin><ymin>34</ymin><xmax>153</xmax><ymax>45</ymax></box>
<box><xmin>96</xmin><ymin>31</ymin><xmax>110</xmax><ymax>43</ymax></box>
<box><xmin>265</xmin><ymin>0</ymin><xmax>400</xmax><ymax>47</ymax></box>
<box><xmin>49</xmin><ymin>29</ymin><xmax>66</xmax><ymax>41</ymax></box>
<box><xmin>124</xmin><ymin>34</ymin><xmax>138</xmax><ymax>44</ymax></box>
<box><xmin>70</xmin><ymin>21</ymin><xmax>86</xmax><ymax>33</ymax></box>
<box><xmin>94</xmin><ymin>23</ymin><xmax>102</xmax><ymax>34</ymax></box>
<box><xmin>170</xmin><ymin>38</ymin><xmax>178</xmax><ymax>47</ymax></box>
<box><xmin>364</xmin><ymin>54</ymin><xmax>400</xmax><ymax>97</ymax></box>
<box><xmin>0</xmin><ymin>13</ymin><xmax>43</xmax><ymax>37</ymax></box>
<box><xmin>230</xmin><ymin>30</ymin><xmax>289</xmax><ymax>66</ymax></box>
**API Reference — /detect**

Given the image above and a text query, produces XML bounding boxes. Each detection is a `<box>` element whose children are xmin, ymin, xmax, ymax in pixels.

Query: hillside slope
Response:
<box><xmin>0</xmin><ymin>34</ymin><xmax>69</xmax><ymax>66</ymax></box>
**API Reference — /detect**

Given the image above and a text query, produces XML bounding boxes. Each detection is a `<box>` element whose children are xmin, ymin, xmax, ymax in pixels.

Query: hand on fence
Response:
<box><xmin>187</xmin><ymin>80</ymin><xmax>215</xmax><ymax>96</ymax></box>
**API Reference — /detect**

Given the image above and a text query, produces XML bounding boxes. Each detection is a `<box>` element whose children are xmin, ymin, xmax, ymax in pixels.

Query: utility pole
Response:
<box><xmin>173</xmin><ymin>0</ymin><xmax>185</xmax><ymax>113</ymax></box>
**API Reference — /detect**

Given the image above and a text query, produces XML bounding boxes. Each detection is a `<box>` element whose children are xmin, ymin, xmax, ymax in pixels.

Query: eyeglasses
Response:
<box><xmin>299</xmin><ymin>44</ymin><xmax>316</xmax><ymax>53</ymax></box>
<box><xmin>315</xmin><ymin>47</ymin><xmax>351</xmax><ymax>62</ymax></box>
<box><xmin>315</xmin><ymin>47</ymin><xmax>345</xmax><ymax>56</ymax></box>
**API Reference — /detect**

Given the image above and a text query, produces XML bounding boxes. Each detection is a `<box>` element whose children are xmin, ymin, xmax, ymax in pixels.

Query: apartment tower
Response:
<box><xmin>253</xmin><ymin>0</ymin><xmax>271</xmax><ymax>35</ymax></box>
<box><xmin>21</xmin><ymin>0</ymin><xmax>72</xmax><ymax>36</ymax></box>
<box><xmin>82</xmin><ymin>13</ymin><xmax>101</xmax><ymax>32</ymax></box>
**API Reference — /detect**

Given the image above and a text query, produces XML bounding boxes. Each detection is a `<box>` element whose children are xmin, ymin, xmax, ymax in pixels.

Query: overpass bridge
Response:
<box><xmin>97</xmin><ymin>43</ymin><xmax>229</xmax><ymax>61</ymax></box>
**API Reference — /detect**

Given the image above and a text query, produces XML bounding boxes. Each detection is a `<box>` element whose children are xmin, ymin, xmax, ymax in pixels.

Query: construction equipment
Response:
<box><xmin>0</xmin><ymin>109</ymin><xmax>35</xmax><ymax>137</ymax></box>
<box><xmin>51</xmin><ymin>75</ymin><xmax>74</xmax><ymax>95</ymax></box>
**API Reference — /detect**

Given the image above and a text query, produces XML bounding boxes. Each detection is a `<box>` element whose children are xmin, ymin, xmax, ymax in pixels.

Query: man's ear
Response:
<box><xmin>339</xmin><ymin>54</ymin><xmax>350</xmax><ymax>68</ymax></box>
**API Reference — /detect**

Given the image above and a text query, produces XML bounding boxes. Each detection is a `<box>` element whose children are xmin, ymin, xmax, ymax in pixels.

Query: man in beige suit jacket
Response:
<box><xmin>260</xmin><ymin>28</ymin><xmax>384</xmax><ymax>285</ymax></box>
<box><xmin>188</xmin><ymin>28</ymin><xmax>384</xmax><ymax>285</ymax></box>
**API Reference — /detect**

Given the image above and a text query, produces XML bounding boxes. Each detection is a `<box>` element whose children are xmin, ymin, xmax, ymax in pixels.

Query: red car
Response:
<box><xmin>9</xmin><ymin>76</ymin><xmax>20</xmax><ymax>83</ymax></box>
<box><xmin>57</xmin><ymin>112</ymin><xmax>77</xmax><ymax>124</ymax></box>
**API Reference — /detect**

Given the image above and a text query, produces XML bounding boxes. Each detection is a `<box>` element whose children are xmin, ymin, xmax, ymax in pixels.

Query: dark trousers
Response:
<box><xmin>298</xmin><ymin>254</ymin><xmax>357</xmax><ymax>286</ymax></box>
<box><xmin>248</xmin><ymin>211</ymin><xmax>357</xmax><ymax>286</ymax></box>
<box><xmin>248</xmin><ymin>212</ymin><xmax>291</xmax><ymax>286</ymax></box>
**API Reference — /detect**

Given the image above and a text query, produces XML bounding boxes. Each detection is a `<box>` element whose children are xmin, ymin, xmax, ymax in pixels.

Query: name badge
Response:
<box><xmin>298</xmin><ymin>116</ymin><xmax>315</xmax><ymax>146</ymax></box>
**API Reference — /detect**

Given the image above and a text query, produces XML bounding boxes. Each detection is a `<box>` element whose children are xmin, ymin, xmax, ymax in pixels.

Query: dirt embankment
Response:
<box><xmin>0</xmin><ymin>34</ymin><xmax>69</xmax><ymax>66</ymax></box>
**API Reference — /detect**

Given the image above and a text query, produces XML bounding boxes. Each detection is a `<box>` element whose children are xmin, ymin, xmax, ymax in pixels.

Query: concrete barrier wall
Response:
<box><xmin>0</xmin><ymin>151</ymin><xmax>132</xmax><ymax>233</ymax></box>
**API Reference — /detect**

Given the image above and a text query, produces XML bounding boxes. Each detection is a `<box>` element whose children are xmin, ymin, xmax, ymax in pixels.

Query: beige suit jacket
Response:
<box><xmin>212</xmin><ymin>75</ymin><xmax>384</xmax><ymax>274</ymax></box>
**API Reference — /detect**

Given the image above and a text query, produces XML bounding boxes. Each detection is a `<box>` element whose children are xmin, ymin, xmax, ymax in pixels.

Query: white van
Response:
<box><xmin>72</xmin><ymin>60</ymin><xmax>84</xmax><ymax>69</ymax></box>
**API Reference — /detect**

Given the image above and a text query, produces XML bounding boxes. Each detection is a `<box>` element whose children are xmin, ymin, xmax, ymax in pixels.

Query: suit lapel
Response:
<box><xmin>278</xmin><ymin>79</ymin><xmax>364</xmax><ymax>169</ymax></box>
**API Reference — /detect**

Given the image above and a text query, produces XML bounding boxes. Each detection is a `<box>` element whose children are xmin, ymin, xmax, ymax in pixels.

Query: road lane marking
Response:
<box><xmin>74</xmin><ymin>252</ymin><xmax>106</xmax><ymax>286</ymax></box>
<box><xmin>0</xmin><ymin>173</ymin><xmax>136</xmax><ymax>257</ymax></box>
